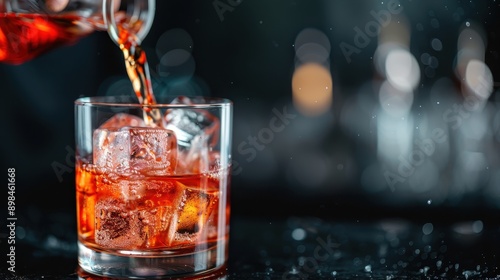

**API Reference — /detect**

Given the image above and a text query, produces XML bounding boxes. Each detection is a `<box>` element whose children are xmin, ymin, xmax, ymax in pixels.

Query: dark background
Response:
<box><xmin>1</xmin><ymin>0</ymin><xmax>500</xmax><ymax>278</ymax></box>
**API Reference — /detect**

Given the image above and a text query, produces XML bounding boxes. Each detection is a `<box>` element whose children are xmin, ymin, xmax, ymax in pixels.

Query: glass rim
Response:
<box><xmin>75</xmin><ymin>95</ymin><xmax>232</xmax><ymax>108</ymax></box>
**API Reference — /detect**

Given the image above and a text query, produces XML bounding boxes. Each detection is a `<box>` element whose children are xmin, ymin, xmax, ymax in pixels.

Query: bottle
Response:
<box><xmin>0</xmin><ymin>0</ymin><xmax>154</xmax><ymax>64</ymax></box>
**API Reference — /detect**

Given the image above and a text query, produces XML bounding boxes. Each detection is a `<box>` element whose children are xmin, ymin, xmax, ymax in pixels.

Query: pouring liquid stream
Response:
<box><xmin>115</xmin><ymin>21</ymin><xmax>162</xmax><ymax>126</ymax></box>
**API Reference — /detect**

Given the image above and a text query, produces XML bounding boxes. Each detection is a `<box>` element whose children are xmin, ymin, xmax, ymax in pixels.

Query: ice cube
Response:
<box><xmin>175</xmin><ymin>136</ymin><xmax>225</xmax><ymax>174</ymax></box>
<box><xmin>100</xmin><ymin>113</ymin><xmax>145</xmax><ymax>129</ymax></box>
<box><xmin>93</xmin><ymin>126</ymin><xmax>178</xmax><ymax>175</ymax></box>
<box><xmin>168</xmin><ymin>181</ymin><xmax>219</xmax><ymax>246</ymax></box>
<box><xmin>128</xmin><ymin>127</ymin><xmax>178</xmax><ymax>175</ymax></box>
<box><xmin>96</xmin><ymin>178</ymin><xmax>186</xmax><ymax>248</ymax></box>
<box><xmin>176</xmin><ymin>187</ymin><xmax>213</xmax><ymax>233</ymax></box>
<box><xmin>175</xmin><ymin>134</ymin><xmax>209</xmax><ymax>174</ymax></box>
<box><xmin>95</xmin><ymin>198</ymin><xmax>150</xmax><ymax>249</ymax></box>
<box><xmin>119</xmin><ymin>180</ymin><xmax>147</xmax><ymax>201</ymax></box>
<box><xmin>164</xmin><ymin>96</ymin><xmax>220</xmax><ymax>148</ymax></box>
<box><xmin>93</xmin><ymin>128</ymin><xmax>131</xmax><ymax>173</ymax></box>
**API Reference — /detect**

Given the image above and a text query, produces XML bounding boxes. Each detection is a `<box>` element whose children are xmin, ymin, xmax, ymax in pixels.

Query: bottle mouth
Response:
<box><xmin>103</xmin><ymin>0</ymin><xmax>155</xmax><ymax>45</ymax></box>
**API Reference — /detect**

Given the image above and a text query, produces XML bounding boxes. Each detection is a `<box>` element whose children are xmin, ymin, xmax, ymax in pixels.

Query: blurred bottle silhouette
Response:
<box><xmin>0</xmin><ymin>0</ymin><xmax>154</xmax><ymax>64</ymax></box>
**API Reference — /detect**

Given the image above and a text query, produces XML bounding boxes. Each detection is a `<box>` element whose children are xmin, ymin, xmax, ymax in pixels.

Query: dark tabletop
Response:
<box><xmin>2</xmin><ymin>202</ymin><xmax>499</xmax><ymax>280</ymax></box>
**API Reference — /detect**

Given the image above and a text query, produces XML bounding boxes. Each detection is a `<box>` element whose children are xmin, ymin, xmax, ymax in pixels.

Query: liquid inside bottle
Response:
<box><xmin>0</xmin><ymin>13</ymin><xmax>93</xmax><ymax>64</ymax></box>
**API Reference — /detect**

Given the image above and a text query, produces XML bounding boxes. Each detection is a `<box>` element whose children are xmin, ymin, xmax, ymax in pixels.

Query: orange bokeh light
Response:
<box><xmin>292</xmin><ymin>63</ymin><xmax>333</xmax><ymax>116</ymax></box>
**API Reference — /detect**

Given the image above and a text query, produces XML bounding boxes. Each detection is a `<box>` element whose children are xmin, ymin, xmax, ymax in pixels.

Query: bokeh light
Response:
<box><xmin>454</xmin><ymin>21</ymin><xmax>486</xmax><ymax>81</ymax></box>
<box><xmin>385</xmin><ymin>48</ymin><xmax>420</xmax><ymax>92</ymax></box>
<box><xmin>291</xmin><ymin>28</ymin><xmax>333</xmax><ymax>116</ymax></box>
<box><xmin>378</xmin><ymin>80</ymin><xmax>413</xmax><ymax>117</ymax></box>
<box><xmin>291</xmin><ymin>63</ymin><xmax>333</xmax><ymax>116</ymax></box>
<box><xmin>155</xmin><ymin>28</ymin><xmax>196</xmax><ymax>81</ymax></box>
<box><xmin>464</xmin><ymin>59</ymin><xmax>493</xmax><ymax>100</ymax></box>
<box><xmin>294</xmin><ymin>28</ymin><xmax>331</xmax><ymax>65</ymax></box>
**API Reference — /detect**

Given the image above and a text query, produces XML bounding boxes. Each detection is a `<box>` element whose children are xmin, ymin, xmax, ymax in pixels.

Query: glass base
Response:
<box><xmin>78</xmin><ymin>241</ymin><xmax>228</xmax><ymax>279</ymax></box>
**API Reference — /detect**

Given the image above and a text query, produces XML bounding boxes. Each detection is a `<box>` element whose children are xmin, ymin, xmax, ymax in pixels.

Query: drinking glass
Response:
<box><xmin>75</xmin><ymin>95</ymin><xmax>232</xmax><ymax>278</ymax></box>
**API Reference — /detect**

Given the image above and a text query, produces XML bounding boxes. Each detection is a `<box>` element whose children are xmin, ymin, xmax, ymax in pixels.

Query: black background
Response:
<box><xmin>1</xmin><ymin>0</ymin><xmax>500</xmax><ymax>278</ymax></box>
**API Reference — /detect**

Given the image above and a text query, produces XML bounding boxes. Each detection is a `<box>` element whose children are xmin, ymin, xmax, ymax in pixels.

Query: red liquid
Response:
<box><xmin>76</xmin><ymin>162</ymin><xmax>230</xmax><ymax>251</ymax></box>
<box><xmin>0</xmin><ymin>13</ymin><xmax>92</xmax><ymax>64</ymax></box>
